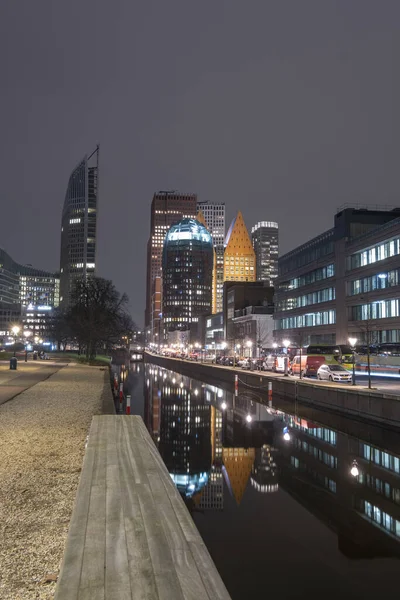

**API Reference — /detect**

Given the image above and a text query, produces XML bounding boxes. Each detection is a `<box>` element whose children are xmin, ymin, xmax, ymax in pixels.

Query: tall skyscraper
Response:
<box><xmin>251</xmin><ymin>221</ymin><xmax>279</xmax><ymax>285</ymax></box>
<box><xmin>145</xmin><ymin>191</ymin><xmax>197</xmax><ymax>336</ymax></box>
<box><xmin>59</xmin><ymin>146</ymin><xmax>99</xmax><ymax>307</ymax></box>
<box><xmin>197</xmin><ymin>202</ymin><xmax>225</xmax><ymax>313</ymax></box>
<box><xmin>162</xmin><ymin>218</ymin><xmax>213</xmax><ymax>342</ymax></box>
<box><xmin>223</xmin><ymin>211</ymin><xmax>256</xmax><ymax>283</ymax></box>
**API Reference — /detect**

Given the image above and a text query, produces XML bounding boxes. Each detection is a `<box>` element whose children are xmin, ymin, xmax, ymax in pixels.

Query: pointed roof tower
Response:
<box><xmin>224</xmin><ymin>211</ymin><xmax>256</xmax><ymax>282</ymax></box>
<box><xmin>222</xmin><ymin>447</ymin><xmax>255</xmax><ymax>506</ymax></box>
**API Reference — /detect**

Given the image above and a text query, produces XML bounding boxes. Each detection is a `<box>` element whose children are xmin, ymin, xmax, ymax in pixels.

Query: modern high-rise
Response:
<box><xmin>197</xmin><ymin>202</ymin><xmax>225</xmax><ymax>313</ymax></box>
<box><xmin>145</xmin><ymin>191</ymin><xmax>197</xmax><ymax>337</ymax></box>
<box><xmin>162</xmin><ymin>218</ymin><xmax>214</xmax><ymax>341</ymax></box>
<box><xmin>223</xmin><ymin>211</ymin><xmax>256</xmax><ymax>284</ymax></box>
<box><xmin>251</xmin><ymin>221</ymin><xmax>279</xmax><ymax>285</ymax></box>
<box><xmin>59</xmin><ymin>146</ymin><xmax>99</xmax><ymax>307</ymax></box>
<box><xmin>0</xmin><ymin>247</ymin><xmax>59</xmax><ymax>339</ymax></box>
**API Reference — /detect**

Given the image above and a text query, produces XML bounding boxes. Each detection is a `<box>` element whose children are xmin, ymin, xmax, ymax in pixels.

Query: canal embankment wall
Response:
<box><xmin>145</xmin><ymin>353</ymin><xmax>400</xmax><ymax>429</ymax></box>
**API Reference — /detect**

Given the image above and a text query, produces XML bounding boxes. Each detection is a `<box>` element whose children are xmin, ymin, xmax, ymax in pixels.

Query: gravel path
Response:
<box><xmin>0</xmin><ymin>364</ymin><xmax>112</xmax><ymax>600</ymax></box>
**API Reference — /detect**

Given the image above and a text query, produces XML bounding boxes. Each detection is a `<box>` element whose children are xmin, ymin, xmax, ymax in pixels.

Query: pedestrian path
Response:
<box><xmin>0</xmin><ymin>363</ymin><xmax>63</xmax><ymax>406</ymax></box>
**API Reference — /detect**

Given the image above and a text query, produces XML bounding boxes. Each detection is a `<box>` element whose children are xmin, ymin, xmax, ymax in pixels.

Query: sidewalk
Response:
<box><xmin>0</xmin><ymin>364</ymin><xmax>113</xmax><ymax>600</ymax></box>
<box><xmin>0</xmin><ymin>363</ymin><xmax>64</xmax><ymax>406</ymax></box>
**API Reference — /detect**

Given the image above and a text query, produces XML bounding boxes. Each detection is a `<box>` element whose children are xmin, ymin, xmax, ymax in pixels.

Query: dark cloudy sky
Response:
<box><xmin>0</xmin><ymin>1</ymin><xmax>398</xmax><ymax>325</ymax></box>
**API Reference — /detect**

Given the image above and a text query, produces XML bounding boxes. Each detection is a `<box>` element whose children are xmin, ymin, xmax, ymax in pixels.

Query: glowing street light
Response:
<box><xmin>11</xmin><ymin>325</ymin><xmax>20</xmax><ymax>358</ymax></box>
<box><xmin>246</xmin><ymin>414</ymin><xmax>253</xmax><ymax>423</ymax></box>
<box><xmin>282</xmin><ymin>339</ymin><xmax>290</xmax><ymax>376</ymax></box>
<box><xmin>350</xmin><ymin>460</ymin><xmax>359</xmax><ymax>478</ymax></box>
<box><xmin>221</xmin><ymin>402</ymin><xmax>227</xmax><ymax>410</ymax></box>
<box><xmin>348</xmin><ymin>337</ymin><xmax>357</xmax><ymax>386</ymax></box>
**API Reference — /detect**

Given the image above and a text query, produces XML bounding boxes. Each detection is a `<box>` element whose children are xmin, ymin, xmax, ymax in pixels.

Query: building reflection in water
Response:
<box><xmin>142</xmin><ymin>362</ymin><xmax>400</xmax><ymax>559</ymax></box>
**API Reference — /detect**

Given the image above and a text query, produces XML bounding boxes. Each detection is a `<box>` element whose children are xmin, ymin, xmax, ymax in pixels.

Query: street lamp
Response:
<box><xmin>272</xmin><ymin>342</ymin><xmax>278</xmax><ymax>356</ymax></box>
<box><xmin>350</xmin><ymin>460</ymin><xmax>359</xmax><ymax>478</ymax></box>
<box><xmin>246</xmin><ymin>340</ymin><xmax>253</xmax><ymax>358</ymax></box>
<box><xmin>283</xmin><ymin>339</ymin><xmax>291</xmax><ymax>376</ymax></box>
<box><xmin>11</xmin><ymin>325</ymin><xmax>20</xmax><ymax>357</ymax></box>
<box><xmin>348</xmin><ymin>337</ymin><xmax>357</xmax><ymax>386</ymax></box>
<box><xmin>235</xmin><ymin>343</ymin><xmax>241</xmax><ymax>367</ymax></box>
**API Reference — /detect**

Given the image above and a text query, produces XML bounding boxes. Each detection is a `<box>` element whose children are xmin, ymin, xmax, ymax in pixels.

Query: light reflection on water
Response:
<box><xmin>122</xmin><ymin>361</ymin><xmax>400</xmax><ymax>600</ymax></box>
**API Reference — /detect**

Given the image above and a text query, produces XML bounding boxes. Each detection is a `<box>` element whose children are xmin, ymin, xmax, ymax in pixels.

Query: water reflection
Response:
<box><xmin>141</xmin><ymin>363</ymin><xmax>400</xmax><ymax>555</ymax></box>
<box><xmin>123</xmin><ymin>362</ymin><xmax>400</xmax><ymax>598</ymax></box>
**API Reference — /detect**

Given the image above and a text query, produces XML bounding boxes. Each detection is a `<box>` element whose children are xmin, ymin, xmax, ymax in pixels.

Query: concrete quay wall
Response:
<box><xmin>145</xmin><ymin>353</ymin><xmax>400</xmax><ymax>428</ymax></box>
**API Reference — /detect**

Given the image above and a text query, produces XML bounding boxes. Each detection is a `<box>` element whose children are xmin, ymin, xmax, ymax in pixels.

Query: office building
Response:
<box><xmin>224</xmin><ymin>211</ymin><xmax>256</xmax><ymax>284</ymax></box>
<box><xmin>274</xmin><ymin>206</ymin><xmax>400</xmax><ymax>345</ymax></box>
<box><xmin>0</xmin><ymin>247</ymin><xmax>59</xmax><ymax>340</ymax></box>
<box><xmin>223</xmin><ymin>281</ymin><xmax>274</xmax><ymax>352</ymax></box>
<box><xmin>59</xmin><ymin>146</ymin><xmax>99</xmax><ymax>307</ymax></box>
<box><xmin>145</xmin><ymin>191</ymin><xmax>197</xmax><ymax>338</ymax></box>
<box><xmin>162</xmin><ymin>218</ymin><xmax>214</xmax><ymax>342</ymax></box>
<box><xmin>197</xmin><ymin>202</ymin><xmax>225</xmax><ymax>313</ymax></box>
<box><xmin>251</xmin><ymin>221</ymin><xmax>279</xmax><ymax>285</ymax></box>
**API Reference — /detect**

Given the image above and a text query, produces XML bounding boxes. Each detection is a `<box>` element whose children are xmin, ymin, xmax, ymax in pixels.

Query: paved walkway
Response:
<box><xmin>0</xmin><ymin>364</ymin><xmax>112</xmax><ymax>600</ymax></box>
<box><xmin>0</xmin><ymin>362</ymin><xmax>65</xmax><ymax>406</ymax></box>
<box><xmin>55</xmin><ymin>416</ymin><xmax>231</xmax><ymax>600</ymax></box>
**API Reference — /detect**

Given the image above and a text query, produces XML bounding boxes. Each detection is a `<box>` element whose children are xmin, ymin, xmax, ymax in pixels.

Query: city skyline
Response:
<box><xmin>1</xmin><ymin>2</ymin><xmax>399</xmax><ymax>326</ymax></box>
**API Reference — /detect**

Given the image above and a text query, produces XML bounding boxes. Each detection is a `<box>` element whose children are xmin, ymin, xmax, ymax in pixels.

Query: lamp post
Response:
<box><xmin>221</xmin><ymin>341</ymin><xmax>227</xmax><ymax>362</ymax></box>
<box><xmin>246</xmin><ymin>340</ymin><xmax>253</xmax><ymax>359</ymax></box>
<box><xmin>272</xmin><ymin>342</ymin><xmax>278</xmax><ymax>356</ymax></box>
<box><xmin>235</xmin><ymin>343</ymin><xmax>241</xmax><ymax>368</ymax></box>
<box><xmin>283</xmin><ymin>339</ymin><xmax>290</xmax><ymax>376</ymax></box>
<box><xmin>348</xmin><ymin>337</ymin><xmax>357</xmax><ymax>386</ymax></box>
<box><xmin>11</xmin><ymin>325</ymin><xmax>20</xmax><ymax>357</ymax></box>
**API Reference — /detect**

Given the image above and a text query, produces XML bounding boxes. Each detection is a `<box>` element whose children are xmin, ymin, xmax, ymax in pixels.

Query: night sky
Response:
<box><xmin>0</xmin><ymin>1</ymin><xmax>398</xmax><ymax>326</ymax></box>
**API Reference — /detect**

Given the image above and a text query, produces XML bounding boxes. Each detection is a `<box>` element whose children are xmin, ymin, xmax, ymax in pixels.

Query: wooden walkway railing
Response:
<box><xmin>55</xmin><ymin>415</ymin><xmax>231</xmax><ymax>600</ymax></box>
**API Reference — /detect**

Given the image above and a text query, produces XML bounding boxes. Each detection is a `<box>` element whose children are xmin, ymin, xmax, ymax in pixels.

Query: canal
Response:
<box><xmin>119</xmin><ymin>361</ymin><xmax>400</xmax><ymax>599</ymax></box>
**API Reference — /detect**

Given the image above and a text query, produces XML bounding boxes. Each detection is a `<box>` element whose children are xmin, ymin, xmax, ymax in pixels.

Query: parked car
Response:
<box><xmin>263</xmin><ymin>355</ymin><xmax>277</xmax><ymax>371</ymax></box>
<box><xmin>290</xmin><ymin>354</ymin><xmax>326</xmax><ymax>377</ymax></box>
<box><xmin>316</xmin><ymin>363</ymin><xmax>352</xmax><ymax>383</ymax></box>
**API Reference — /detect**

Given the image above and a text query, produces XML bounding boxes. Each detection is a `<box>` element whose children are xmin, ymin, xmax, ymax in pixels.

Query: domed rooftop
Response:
<box><xmin>165</xmin><ymin>218</ymin><xmax>212</xmax><ymax>245</ymax></box>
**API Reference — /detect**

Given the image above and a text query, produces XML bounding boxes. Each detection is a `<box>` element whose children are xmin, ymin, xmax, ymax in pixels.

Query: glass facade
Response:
<box><xmin>59</xmin><ymin>146</ymin><xmax>98</xmax><ymax>306</ymax></box>
<box><xmin>197</xmin><ymin>202</ymin><xmax>225</xmax><ymax>313</ymax></box>
<box><xmin>351</xmin><ymin>299</ymin><xmax>400</xmax><ymax>321</ymax></box>
<box><xmin>251</xmin><ymin>222</ymin><xmax>279</xmax><ymax>285</ymax></box>
<box><xmin>348</xmin><ymin>269</ymin><xmax>400</xmax><ymax>296</ymax></box>
<box><xmin>278</xmin><ymin>230</ymin><xmax>334</xmax><ymax>276</ymax></box>
<box><xmin>162</xmin><ymin>219</ymin><xmax>214</xmax><ymax>331</ymax></box>
<box><xmin>277</xmin><ymin>287</ymin><xmax>335</xmax><ymax>311</ymax></box>
<box><xmin>348</xmin><ymin>236</ymin><xmax>400</xmax><ymax>270</ymax></box>
<box><xmin>278</xmin><ymin>309</ymin><xmax>336</xmax><ymax>330</ymax></box>
<box><xmin>293</xmin><ymin>438</ymin><xmax>337</xmax><ymax>469</ymax></box>
<box><xmin>360</xmin><ymin>443</ymin><xmax>400</xmax><ymax>474</ymax></box>
<box><xmin>358</xmin><ymin>500</ymin><xmax>400</xmax><ymax>538</ymax></box>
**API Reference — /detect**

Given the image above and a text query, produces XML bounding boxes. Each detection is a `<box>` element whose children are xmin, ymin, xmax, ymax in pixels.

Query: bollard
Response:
<box><xmin>114</xmin><ymin>374</ymin><xmax>118</xmax><ymax>390</ymax></box>
<box><xmin>234</xmin><ymin>373</ymin><xmax>238</xmax><ymax>397</ymax></box>
<box><xmin>268</xmin><ymin>381</ymin><xmax>272</xmax><ymax>407</ymax></box>
<box><xmin>119</xmin><ymin>382</ymin><xmax>124</xmax><ymax>411</ymax></box>
<box><xmin>126</xmin><ymin>394</ymin><xmax>131</xmax><ymax>415</ymax></box>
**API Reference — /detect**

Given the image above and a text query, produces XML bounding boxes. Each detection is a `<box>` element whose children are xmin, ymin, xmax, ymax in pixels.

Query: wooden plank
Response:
<box><xmin>78</xmin><ymin>417</ymin><xmax>107</xmax><ymax>598</ymax></box>
<box><xmin>55</xmin><ymin>418</ymin><xmax>99</xmax><ymax>600</ymax></box>
<box><xmin>135</xmin><ymin>476</ymin><xmax>185</xmax><ymax>600</ymax></box>
<box><xmin>56</xmin><ymin>416</ymin><xmax>231</xmax><ymax>600</ymax></box>
<box><xmin>135</xmin><ymin>420</ymin><xmax>200</xmax><ymax>543</ymax></box>
<box><xmin>146</xmin><ymin>472</ymin><xmax>209</xmax><ymax>600</ymax></box>
<box><xmin>119</xmin><ymin>419</ymin><xmax>159</xmax><ymax>599</ymax></box>
<box><xmin>104</xmin><ymin>417</ymin><xmax>132</xmax><ymax>600</ymax></box>
<box><xmin>188</xmin><ymin>542</ymin><xmax>231</xmax><ymax>600</ymax></box>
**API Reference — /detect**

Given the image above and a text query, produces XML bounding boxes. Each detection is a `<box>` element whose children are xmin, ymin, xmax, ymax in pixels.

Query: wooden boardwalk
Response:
<box><xmin>55</xmin><ymin>416</ymin><xmax>231</xmax><ymax>600</ymax></box>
